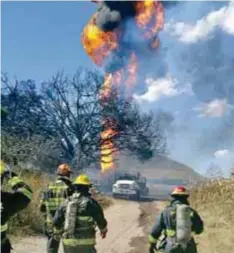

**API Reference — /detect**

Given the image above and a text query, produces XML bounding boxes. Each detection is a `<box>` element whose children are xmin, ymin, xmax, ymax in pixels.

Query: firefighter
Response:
<box><xmin>40</xmin><ymin>163</ymin><xmax>74</xmax><ymax>253</ymax></box>
<box><xmin>148</xmin><ymin>186</ymin><xmax>204</xmax><ymax>253</ymax></box>
<box><xmin>1</xmin><ymin>161</ymin><xmax>33</xmax><ymax>253</ymax></box>
<box><xmin>53</xmin><ymin>174</ymin><xmax>108</xmax><ymax>253</ymax></box>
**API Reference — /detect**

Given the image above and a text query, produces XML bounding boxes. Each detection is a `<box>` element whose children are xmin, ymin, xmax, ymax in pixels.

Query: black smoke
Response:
<box><xmin>95</xmin><ymin>1</ymin><xmax>178</xmax><ymax>32</ymax></box>
<box><xmin>95</xmin><ymin>1</ymin><xmax>136</xmax><ymax>31</ymax></box>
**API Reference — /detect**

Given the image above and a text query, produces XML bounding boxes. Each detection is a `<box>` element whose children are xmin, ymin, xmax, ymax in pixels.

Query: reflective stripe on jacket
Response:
<box><xmin>8</xmin><ymin>176</ymin><xmax>33</xmax><ymax>201</ymax></box>
<box><xmin>63</xmin><ymin>238</ymin><xmax>96</xmax><ymax>246</ymax></box>
<box><xmin>1</xmin><ymin>175</ymin><xmax>32</xmax><ymax>246</ymax></box>
<box><xmin>41</xmin><ymin>177</ymin><xmax>72</xmax><ymax>213</ymax></box>
<box><xmin>0</xmin><ymin>223</ymin><xmax>8</xmax><ymax>233</ymax></box>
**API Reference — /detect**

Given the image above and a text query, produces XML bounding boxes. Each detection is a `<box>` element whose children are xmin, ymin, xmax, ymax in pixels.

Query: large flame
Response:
<box><xmin>135</xmin><ymin>0</ymin><xmax>164</xmax><ymax>40</ymax></box>
<box><xmin>82</xmin><ymin>1</ymin><xmax>164</xmax><ymax>173</ymax></box>
<box><xmin>82</xmin><ymin>14</ymin><xmax>120</xmax><ymax>66</ymax></box>
<box><xmin>99</xmin><ymin>73</ymin><xmax>120</xmax><ymax>172</ymax></box>
<box><xmin>100</xmin><ymin>123</ymin><xmax>118</xmax><ymax>173</ymax></box>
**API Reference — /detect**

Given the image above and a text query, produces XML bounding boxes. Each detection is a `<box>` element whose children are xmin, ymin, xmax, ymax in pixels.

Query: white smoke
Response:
<box><xmin>193</xmin><ymin>99</ymin><xmax>232</xmax><ymax>118</ymax></box>
<box><xmin>166</xmin><ymin>1</ymin><xmax>234</xmax><ymax>43</ymax></box>
<box><xmin>134</xmin><ymin>75</ymin><xmax>192</xmax><ymax>102</ymax></box>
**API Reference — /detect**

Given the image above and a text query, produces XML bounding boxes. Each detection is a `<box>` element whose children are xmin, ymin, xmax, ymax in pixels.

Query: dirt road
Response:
<box><xmin>13</xmin><ymin>199</ymin><xmax>144</xmax><ymax>253</ymax></box>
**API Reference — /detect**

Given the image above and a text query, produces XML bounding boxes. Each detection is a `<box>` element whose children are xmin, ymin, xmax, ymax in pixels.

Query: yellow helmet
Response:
<box><xmin>0</xmin><ymin>160</ymin><xmax>6</xmax><ymax>176</ymax></box>
<box><xmin>74</xmin><ymin>174</ymin><xmax>92</xmax><ymax>186</ymax></box>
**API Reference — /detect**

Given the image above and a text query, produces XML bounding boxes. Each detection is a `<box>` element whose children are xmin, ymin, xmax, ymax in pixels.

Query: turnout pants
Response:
<box><xmin>47</xmin><ymin>235</ymin><xmax>60</xmax><ymax>253</ymax></box>
<box><xmin>63</xmin><ymin>244</ymin><xmax>97</xmax><ymax>253</ymax></box>
<box><xmin>161</xmin><ymin>238</ymin><xmax>198</xmax><ymax>253</ymax></box>
<box><xmin>1</xmin><ymin>238</ymin><xmax>12</xmax><ymax>253</ymax></box>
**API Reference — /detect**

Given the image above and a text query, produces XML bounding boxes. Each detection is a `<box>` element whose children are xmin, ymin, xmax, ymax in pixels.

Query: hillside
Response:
<box><xmin>118</xmin><ymin>155</ymin><xmax>202</xmax><ymax>182</ymax></box>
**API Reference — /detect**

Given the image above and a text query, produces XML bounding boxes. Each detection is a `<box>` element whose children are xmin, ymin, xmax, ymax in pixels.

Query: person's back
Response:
<box><xmin>53</xmin><ymin>174</ymin><xmax>108</xmax><ymax>253</ymax></box>
<box><xmin>149</xmin><ymin>186</ymin><xmax>204</xmax><ymax>253</ymax></box>
<box><xmin>40</xmin><ymin>164</ymin><xmax>73</xmax><ymax>253</ymax></box>
<box><xmin>41</xmin><ymin>177</ymin><xmax>72</xmax><ymax>216</ymax></box>
<box><xmin>1</xmin><ymin>161</ymin><xmax>33</xmax><ymax>253</ymax></box>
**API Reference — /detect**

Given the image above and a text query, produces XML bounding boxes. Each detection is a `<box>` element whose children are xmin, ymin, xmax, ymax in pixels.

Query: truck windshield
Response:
<box><xmin>117</xmin><ymin>175</ymin><xmax>137</xmax><ymax>181</ymax></box>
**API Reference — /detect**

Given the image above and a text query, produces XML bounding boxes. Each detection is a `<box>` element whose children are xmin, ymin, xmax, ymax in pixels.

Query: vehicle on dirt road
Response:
<box><xmin>112</xmin><ymin>173</ymin><xmax>149</xmax><ymax>201</ymax></box>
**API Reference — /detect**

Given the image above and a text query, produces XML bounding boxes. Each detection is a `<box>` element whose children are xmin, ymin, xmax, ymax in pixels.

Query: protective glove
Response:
<box><xmin>100</xmin><ymin>228</ymin><xmax>108</xmax><ymax>239</ymax></box>
<box><xmin>149</xmin><ymin>243</ymin><xmax>157</xmax><ymax>253</ymax></box>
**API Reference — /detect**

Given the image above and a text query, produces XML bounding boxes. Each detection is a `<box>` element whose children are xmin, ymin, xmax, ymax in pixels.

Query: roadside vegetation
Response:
<box><xmin>190</xmin><ymin>179</ymin><xmax>234</xmax><ymax>253</ymax></box>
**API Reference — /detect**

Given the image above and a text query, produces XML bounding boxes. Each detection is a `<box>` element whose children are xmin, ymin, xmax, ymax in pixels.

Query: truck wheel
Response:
<box><xmin>112</xmin><ymin>193</ymin><xmax>117</xmax><ymax>198</ymax></box>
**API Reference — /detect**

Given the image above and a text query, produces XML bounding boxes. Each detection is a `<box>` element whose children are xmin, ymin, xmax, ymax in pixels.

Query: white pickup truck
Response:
<box><xmin>112</xmin><ymin>173</ymin><xmax>148</xmax><ymax>200</ymax></box>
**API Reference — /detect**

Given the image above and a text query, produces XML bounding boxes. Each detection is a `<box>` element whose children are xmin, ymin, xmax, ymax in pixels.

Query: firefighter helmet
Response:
<box><xmin>171</xmin><ymin>186</ymin><xmax>189</xmax><ymax>197</ymax></box>
<box><xmin>0</xmin><ymin>160</ymin><xmax>6</xmax><ymax>176</ymax></box>
<box><xmin>0</xmin><ymin>160</ymin><xmax>11</xmax><ymax>177</ymax></box>
<box><xmin>74</xmin><ymin>174</ymin><xmax>92</xmax><ymax>186</ymax></box>
<box><xmin>57</xmin><ymin>163</ymin><xmax>72</xmax><ymax>176</ymax></box>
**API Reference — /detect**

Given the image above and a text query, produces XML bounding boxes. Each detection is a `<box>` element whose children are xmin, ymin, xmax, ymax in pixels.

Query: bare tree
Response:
<box><xmin>205</xmin><ymin>163</ymin><xmax>224</xmax><ymax>180</ymax></box>
<box><xmin>41</xmin><ymin>68</ymin><xmax>167</xmax><ymax>170</ymax></box>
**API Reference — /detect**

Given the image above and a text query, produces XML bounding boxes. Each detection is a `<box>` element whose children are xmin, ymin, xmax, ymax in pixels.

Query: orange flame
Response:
<box><xmin>99</xmin><ymin>73</ymin><xmax>120</xmax><ymax>173</ymax></box>
<box><xmin>82</xmin><ymin>14</ymin><xmax>120</xmax><ymax>66</ymax></box>
<box><xmin>135</xmin><ymin>0</ymin><xmax>164</xmax><ymax>40</ymax></box>
<box><xmin>82</xmin><ymin>1</ymin><xmax>164</xmax><ymax>173</ymax></box>
<box><xmin>99</xmin><ymin>73</ymin><xmax>113</xmax><ymax>100</ymax></box>
<box><xmin>100</xmin><ymin>126</ymin><xmax>118</xmax><ymax>173</ymax></box>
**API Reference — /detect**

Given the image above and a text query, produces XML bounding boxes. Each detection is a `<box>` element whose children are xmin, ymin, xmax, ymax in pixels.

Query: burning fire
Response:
<box><xmin>82</xmin><ymin>14</ymin><xmax>120</xmax><ymax>66</ymax></box>
<box><xmin>82</xmin><ymin>1</ymin><xmax>164</xmax><ymax>173</ymax></box>
<box><xmin>126</xmin><ymin>52</ymin><xmax>138</xmax><ymax>92</ymax></box>
<box><xmin>135</xmin><ymin>0</ymin><xmax>164</xmax><ymax>40</ymax></box>
<box><xmin>100</xmin><ymin>125</ymin><xmax>118</xmax><ymax>173</ymax></box>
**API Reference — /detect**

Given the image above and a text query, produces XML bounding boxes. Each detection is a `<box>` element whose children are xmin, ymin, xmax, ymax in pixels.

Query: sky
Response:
<box><xmin>2</xmin><ymin>1</ymin><xmax>234</xmax><ymax>176</ymax></box>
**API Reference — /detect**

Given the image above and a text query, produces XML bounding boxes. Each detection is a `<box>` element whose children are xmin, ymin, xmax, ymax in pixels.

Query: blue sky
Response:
<box><xmin>2</xmin><ymin>1</ymin><xmax>234</xmax><ymax>176</ymax></box>
<box><xmin>2</xmin><ymin>1</ymin><xmax>97</xmax><ymax>81</ymax></box>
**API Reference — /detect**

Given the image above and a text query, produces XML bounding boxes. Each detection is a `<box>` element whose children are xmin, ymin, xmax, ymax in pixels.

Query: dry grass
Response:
<box><xmin>190</xmin><ymin>179</ymin><xmax>234</xmax><ymax>253</ymax></box>
<box><xmin>7</xmin><ymin>169</ymin><xmax>113</xmax><ymax>236</ymax></box>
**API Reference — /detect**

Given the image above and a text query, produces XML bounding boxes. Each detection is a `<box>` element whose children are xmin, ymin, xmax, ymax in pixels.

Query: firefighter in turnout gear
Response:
<box><xmin>148</xmin><ymin>186</ymin><xmax>204</xmax><ymax>253</ymax></box>
<box><xmin>53</xmin><ymin>174</ymin><xmax>108</xmax><ymax>253</ymax></box>
<box><xmin>1</xmin><ymin>161</ymin><xmax>33</xmax><ymax>253</ymax></box>
<box><xmin>40</xmin><ymin>163</ymin><xmax>74</xmax><ymax>253</ymax></box>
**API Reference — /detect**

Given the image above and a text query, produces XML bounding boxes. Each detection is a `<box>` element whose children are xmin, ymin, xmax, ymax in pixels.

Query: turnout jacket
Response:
<box><xmin>53</xmin><ymin>192</ymin><xmax>107</xmax><ymax>246</ymax></box>
<box><xmin>1</xmin><ymin>175</ymin><xmax>33</xmax><ymax>243</ymax></box>
<box><xmin>40</xmin><ymin>176</ymin><xmax>73</xmax><ymax>216</ymax></box>
<box><xmin>149</xmin><ymin>199</ymin><xmax>204</xmax><ymax>252</ymax></box>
